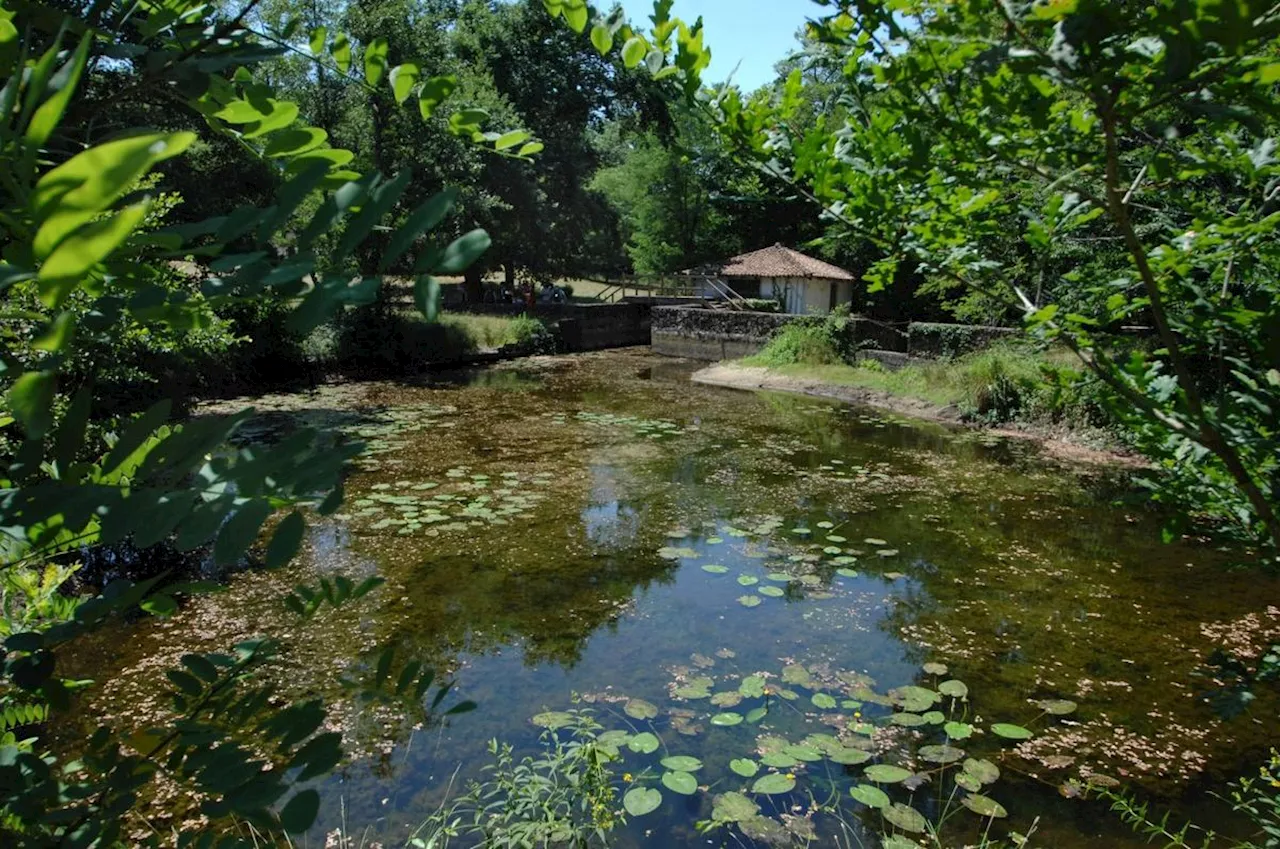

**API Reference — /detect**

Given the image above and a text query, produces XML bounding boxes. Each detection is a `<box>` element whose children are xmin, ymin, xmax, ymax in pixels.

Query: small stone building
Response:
<box><xmin>688</xmin><ymin>244</ymin><xmax>857</xmax><ymax>315</ymax></box>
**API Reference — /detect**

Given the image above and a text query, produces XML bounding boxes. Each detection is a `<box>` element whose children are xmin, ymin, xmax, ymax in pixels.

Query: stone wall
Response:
<box><xmin>650</xmin><ymin>307</ymin><xmax>797</xmax><ymax>360</ymax></box>
<box><xmin>651</xmin><ymin>306</ymin><xmax>1017</xmax><ymax>363</ymax></box>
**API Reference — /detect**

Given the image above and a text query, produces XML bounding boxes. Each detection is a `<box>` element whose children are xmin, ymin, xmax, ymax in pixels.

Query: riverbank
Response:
<box><xmin>692</xmin><ymin>361</ymin><xmax>1146</xmax><ymax>468</ymax></box>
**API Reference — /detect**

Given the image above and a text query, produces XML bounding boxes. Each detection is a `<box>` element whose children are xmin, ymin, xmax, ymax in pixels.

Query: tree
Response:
<box><xmin>683</xmin><ymin>0</ymin><xmax>1280</xmax><ymax>556</ymax></box>
<box><xmin>0</xmin><ymin>0</ymin><xmax>521</xmax><ymax>840</ymax></box>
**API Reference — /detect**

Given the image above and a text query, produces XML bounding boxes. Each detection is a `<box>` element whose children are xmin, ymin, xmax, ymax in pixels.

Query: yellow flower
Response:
<box><xmin>785</xmin><ymin>773</ymin><xmax>796</xmax><ymax>780</ymax></box>
<box><xmin>622</xmin><ymin>773</ymin><xmax>633</xmax><ymax>783</ymax></box>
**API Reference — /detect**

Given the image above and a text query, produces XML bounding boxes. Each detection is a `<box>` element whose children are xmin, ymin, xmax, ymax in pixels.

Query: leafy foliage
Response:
<box><xmin>0</xmin><ymin>0</ymin><xmax>515</xmax><ymax>842</ymax></box>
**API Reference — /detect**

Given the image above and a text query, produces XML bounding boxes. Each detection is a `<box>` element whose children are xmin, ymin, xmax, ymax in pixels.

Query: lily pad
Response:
<box><xmin>745</xmin><ymin>706</ymin><xmax>768</xmax><ymax>723</ymax></box>
<box><xmin>1037</xmin><ymin>699</ymin><xmax>1078</xmax><ymax>716</ymax></box>
<box><xmin>919</xmin><ymin>745</ymin><xmax>966</xmax><ymax>764</ymax></box>
<box><xmin>711</xmin><ymin>791</ymin><xmax>759</xmax><ymax>823</ymax></box>
<box><xmin>836</xmin><ymin>568</ymin><xmax>859</xmax><ymax>578</ymax></box>
<box><xmin>711</xmin><ymin>712</ymin><xmax>744</xmax><ymax>727</ymax></box>
<box><xmin>884</xmin><ymin>803</ymin><xmax>928</xmax><ymax>833</ymax></box>
<box><xmin>781</xmin><ymin>664</ymin><xmax>812</xmax><ymax>685</ymax></box>
<box><xmin>945</xmin><ymin>721</ymin><xmax>974</xmax><ymax>740</ymax></box>
<box><xmin>623</xmin><ymin>786</ymin><xmax>662</xmax><ymax>817</ymax></box>
<box><xmin>790</xmin><ymin>527</ymin><xmax>811</xmax><ymax>536</ymax></box>
<box><xmin>922</xmin><ymin>710</ymin><xmax>946</xmax><ymax>724</ymax></box>
<box><xmin>624</xmin><ymin>699</ymin><xmax>659</xmax><ymax>720</ymax></box>
<box><xmin>701</xmin><ymin>564</ymin><xmax>730</xmax><ymax>574</ymax></box>
<box><xmin>963</xmin><ymin>758</ymin><xmax>1000</xmax><ymax>784</ymax></box>
<box><xmin>890</xmin><ymin>712</ymin><xmax>927</xmax><ymax>727</ymax></box>
<box><xmin>710</xmin><ymin>691</ymin><xmax>743</xmax><ymax>708</ymax></box>
<box><xmin>760</xmin><ymin>752</ymin><xmax>798</xmax><ymax>768</ymax></box>
<box><xmin>737</xmin><ymin>595</ymin><xmax>762</xmax><ymax>608</ymax></box>
<box><xmin>758</xmin><ymin>585</ymin><xmax>785</xmax><ymax>598</ymax></box>
<box><xmin>752</xmin><ymin>773</ymin><xmax>797</xmax><ymax>795</ymax></box>
<box><xmin>531</xmin><ymin>711</ymin><xmax>574</xmax><ymax>729</ymax></box>
<box><xmin>766</xmin><ymin>572</ymin><xmax>793</xmax><ymax>582</ymax></box>
<box><xmin>739</xmin><ymin>675</ymin><xmax>766</xmax><ymax>698</ymax></box>
<box><xmin>784</xmin><ymin>744</ymin><xmax>822</xmax><ymax>762</ymax></box>
<box><xmin>661</xmin><ymin>755</ymin><xmax>702</xmax><ymax>772</ymax></box>
<box><xmin>811</xmin><ymin>692</ymin><xmax>838</xmax><ymax>709</ymax></box>
<box><xmin>939</xmin><ymin>679</ymin><xmax>969</xmax><ymax>699</ymax></box>
<box><xmin>883</xmin><ymin>837</ymin><xmax>925</xmax><ymax>849</ymax></box>
<box><xmin>955</xmin><ymin>771</ymin><xmax>982</xmax><ymax>792</ymax></box>
<box><xmin>864</xmin><ymin>537</ymin><xmax>888</xmax><ymax>545</ymax></box>
<box><xmin>628</xmin><ymin>732</ymin><xmax>660</xmax><ymax>754</ymax></box>
<box><xmin>730</xmin><ymin>758</ymin><xmax>760</xmax><ymax>778</ymax></box>
<box><xmin>962</xmin><ymin>793</ymin><xmax>1008</xmax><ymax>818</ymax></box>
<box><xmin>737</xmin><ymin>575</ymin><xmax>759</xmax><ymax>586</ymax></box>
<box><xmin>657</xmin><ymin>546</ymin><xmax>698</xmax><ymax>560</ymax></box>
<box><xmin>877</xmin><ymin>549</ymin><xmax>900</xmax><ymax>557</ymax></box>
<box><xmin>991</xmin><ymin>723</ymin><xmax>1034</xmax><ymax>740</ymax></box>
<box><xmin>829</xmin><ymin>747</ymin><xmax>873</xmax><ymax>765</ymax></box>
<box><xmin>662</xmin><ymin>770</ymin><xmax>698</xmax><ymax>795</ymax></box>
<box><xmin>922</xmin><ymin>661</ymin><xmax>948</xmax><ymax>676</ymax></box>
<box><xmin>864</xmin><ymin>764</ymin><xmax>913</xmax><ymax>784</ymax></box>
<box><xmin>817</xmin><ymin>521</ymin><xmax>835</xmax><ymax>529</ymax></box>
<box><xmin>849</xmin><ymin>783</ymin><xmax>890</xmax><ymax>809</ymax></box>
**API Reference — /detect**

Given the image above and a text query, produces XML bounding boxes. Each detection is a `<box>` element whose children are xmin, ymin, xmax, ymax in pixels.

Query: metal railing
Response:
<box><xmin>584</xmin><ymin>274</ymin><xmax>743</xmax><ymax>304</ymax></box>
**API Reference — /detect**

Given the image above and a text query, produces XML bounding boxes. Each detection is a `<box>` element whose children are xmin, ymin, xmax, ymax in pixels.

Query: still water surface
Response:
<box><xmin>67</xmin><ymin>349</ymin><xmax>1280</xmax><ymax>846</ymax></box>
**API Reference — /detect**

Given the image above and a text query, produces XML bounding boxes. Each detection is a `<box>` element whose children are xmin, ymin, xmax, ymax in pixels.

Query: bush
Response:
<box><xmin>741</xmin><ymin>298</ymin><xmax>782</xmax><ymax>313</ymax></box>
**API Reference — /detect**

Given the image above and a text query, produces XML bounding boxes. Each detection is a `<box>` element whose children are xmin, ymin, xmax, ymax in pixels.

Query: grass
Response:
<box><xmin>742</xmin><ymin>322</ymin><xmax>1111</xmax><ymax>428</ymax></box>
<box><xmin>436</xmin><ymin>313</ymin><xmax>545</xmax><ymax>349</ymax></box>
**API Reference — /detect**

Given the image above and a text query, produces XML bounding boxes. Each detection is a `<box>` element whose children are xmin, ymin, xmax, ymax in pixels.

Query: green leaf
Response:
<box><xmin>279</xmin><ymin>789</ymin><xmax>320</xmax><ymax>834</ymax></box>
<box><xmin>811</xmin><ymin>692</ymin><xmax>837</xmax><ymax>709</ymax></box>
<box><xmin>662</xmin><ymin>770</ymin><xmax>697</xmax><ymax>795</ymax></box>
<box><xmin>381</xmin><ymin>187</ymin><xmax>458</xmax><ymax>271</ymax></box>
<box><xmin>849</xmin><ymin>783</ymin><xmax>890</xmax><ymax>809</ymax></box>
<box><xmin>100</xmin><ymin>400</ymin><xmax>171</xmax><ymax>477</ymax></box>
<box><xmin>962</xmin><ymin>793</ymin><xmax>1008</xmax><ymax>818</ymax></box>
<box><xmin>418</xmin><ymin>75</ymin><xmax>457</xmax><ymax>120</ymax></box>
<box><xmin>263</xmin><ymin>127</ymin><xmax>328</xmax><ymax>158</ymax></box>
<box><xmin>628</xmin><ymin>732</ymin><xmax>660</xmax><ymax>753</ymax></box>
<box><xmin>729</xmin><ymin>758</ymin><xmax>759</xmax><ymax>777</ymax></box>
<box><xmin>32</xmin><ymin>311</ymin><xmax>74</xmax><ymax>353</ymax></box>
<box><xmin>623</xmin><ymin>786</ymin><xmax>662</xmax><ymax>816</ymax></box>
<box><xmin>884</xmin><ymin>803</ymin><xmax>928</xmax><ymax>833</ymax></box>
<box><xmin>991</xmin><ymin>723</ymin><xmax>1034</xmax><ymax>740</ymax></box>
<box><xmin>564</xmin><ymin>2</ymin><xmax>589</xmax><ymax>33</ymax></box>
<box><xmin>165</xmin><ymin>669</ymin><xmax>203</xmax><ymax>696</ymax></box>
<box><xmin>517</xmin><ymin>141</ymin><xmax>544</xmax><ymax>157</ymax></box>
<box><xmin>26</xmin><ymin>33</ymin><xmax>91</xmax><ymax>147</ymax></box>
<box><xmin>414</xmin><ymin>276</ymin><xmax>441</xmax><ymax>321</ymax></box>
<box><xmin>7</xmin><ymin>371</ymin><xmax>54</xmax><ymax>438</ymax></box>
<box><xmin>213</xmin><ymin>500</ymin><xmax>274</xmax><ymax>566</ymax></box>
<box><xmin>622</xmin><ymin>36</ymin><xmax>647</xmax><ymax>68</ymax></box>
<box><xmin>38</xmin><ymin>201</ymin><xmax>151</xmax><ymax>307</ymax></box>
<box><xmin>363</xmin><ymin>37</ymin><xmax>389</xmax><ymax>85</ymax></box>
<box><xmin>390</xmin><ymin>63</ymin><xmax>420</xmax><ymax>104</ymax></box>
<box><xmin>330</xmin><ymin>32</ymin><xmax>351</xmax><ymax>74</ymax></box>
<box><xmin>309</xmin><ymin>26</ymin><xmax>328</xmax><ymax>54</ymax></box>
<box><xmin>494</xmin><ymin>130</ymin><xmax>532</xmax><ymax>151</ymax></box>
<box><xmin>660</xmin><ymin>755</ymin><xmax>702</xmax><ymax>772</ymax></box>
<box><xmin>624</xmin><ymin>698</ymin><xmax>659</xmax><ymax>720</ymax></box>
<box><xmin>864</xmin><ymin>764</ymin><xmax>912</xmax><ymax>784</ymax></box>
<box><xmin>32</xmin><ymin>132</ymin><xmax>195</xmax><ymax>258</ymax></box>
<box><xmin>243</xmin><ymin>100</ymin><xmax>300</xmax><ymax>139</ymax></box>
<box><xmin>435</xmin><ymin>229</ymin><xmax>491</xmax><ymax>274</ymax></box>
<box><xmin>591</xmin><ymin>24</ymin><xmax>614</xmax><ymax>55</ymax></box>
<box><xmin>751</xmin><ymin>773</ymin><xmax>796</xmax><ymax>795</ymax></box>
<box><xmin>266</xmin><ymin>512</ymin><xmax>306</xmax><ymax>568</ymax></box>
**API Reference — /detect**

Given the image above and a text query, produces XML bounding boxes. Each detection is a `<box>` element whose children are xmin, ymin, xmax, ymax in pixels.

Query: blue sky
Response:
<box><xmin>668</xmin><ymin>0</ymin><xmax>816</xmax><ymax>90</ymax></box>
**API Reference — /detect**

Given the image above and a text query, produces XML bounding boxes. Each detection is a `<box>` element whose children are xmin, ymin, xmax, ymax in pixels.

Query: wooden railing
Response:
<box><xmin>583</xmin><ymin>274</ymin><xmax>740</xmax><ymax>303</ymax></box>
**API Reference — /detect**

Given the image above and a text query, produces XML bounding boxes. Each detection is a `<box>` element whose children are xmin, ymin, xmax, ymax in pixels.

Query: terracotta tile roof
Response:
<box><xmin>686</xmin><ymin>244</ymin><xmax>856</xmax><ymax>281</ymax></box>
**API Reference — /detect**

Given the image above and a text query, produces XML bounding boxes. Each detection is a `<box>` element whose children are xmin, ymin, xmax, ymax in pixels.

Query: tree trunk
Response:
<box><xmin>463</xmin><ymin>266</ymin><xmax>484</xmax><ymax>303</ymax></box>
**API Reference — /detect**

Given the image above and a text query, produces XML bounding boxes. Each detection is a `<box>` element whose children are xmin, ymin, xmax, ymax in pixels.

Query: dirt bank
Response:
<box><xmin>691</xmin><ymin>363</ymin><xmax>1146</xmax><ymax>469</ymax></box>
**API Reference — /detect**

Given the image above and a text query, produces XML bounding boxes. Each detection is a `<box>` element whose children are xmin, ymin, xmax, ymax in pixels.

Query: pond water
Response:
<box><xmin>63</xmin><ymin>349</ymin><xmax>1280</xmax><ymax>847</ymax></box>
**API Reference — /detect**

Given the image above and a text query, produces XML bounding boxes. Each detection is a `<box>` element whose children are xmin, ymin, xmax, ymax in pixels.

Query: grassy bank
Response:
<box><xmin>741</xmin><ymin>321</ymin><xmax>1117</xmax><ymax>433</ymax></box>
<box><xmin>303</xmin><ymin>309</ymin><xmax>553</xmax><ymax>372</ymax></box>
